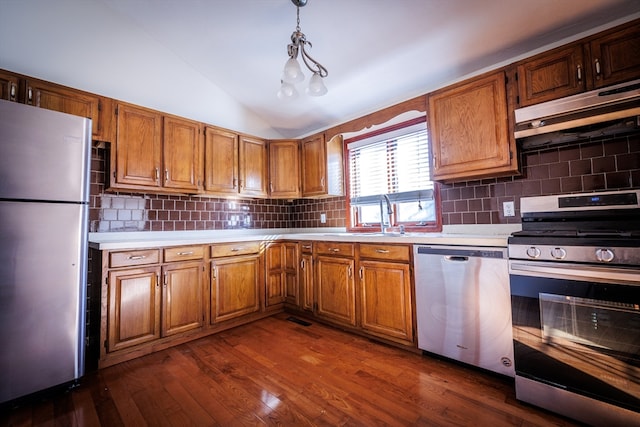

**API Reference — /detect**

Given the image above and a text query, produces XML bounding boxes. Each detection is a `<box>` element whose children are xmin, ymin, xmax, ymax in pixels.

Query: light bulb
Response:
<box><xmin>277</xmin><ymin>81</ymin><xmax>299</xmax><ymax>99</ymax></box>
<box><xmin>306</xmin><ymin>73</ymin><xmax>327</xmax><ymax>96</ymax></box>
<box><xmin>282</xmin><ymin>57</ymin><xmax>304</xmax><ymax>83</ymax></box>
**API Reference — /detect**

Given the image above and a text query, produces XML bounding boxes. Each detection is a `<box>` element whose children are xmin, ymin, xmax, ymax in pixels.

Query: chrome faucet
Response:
<box><xmin>379</xmin><ymin>194</ymin><xmax>393</xmax><ymax>234</ymax></box>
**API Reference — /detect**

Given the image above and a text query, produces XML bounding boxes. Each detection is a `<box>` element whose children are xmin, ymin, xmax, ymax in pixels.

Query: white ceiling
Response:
<box><xmin>1</xmin><ymin>0</ymin><xmax>640</xmax><ymax>139</ymax></box>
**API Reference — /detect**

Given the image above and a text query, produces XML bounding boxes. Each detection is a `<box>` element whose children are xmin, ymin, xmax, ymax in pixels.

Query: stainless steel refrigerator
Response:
<box><xmin>0</xmin><ymin>99</ymin><xmax>91</xmax><ymax>404</ymax></box>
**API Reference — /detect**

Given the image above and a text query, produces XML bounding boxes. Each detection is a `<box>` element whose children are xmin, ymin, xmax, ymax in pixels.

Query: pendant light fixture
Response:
<box><xmin>277</xmin><ymin>0</ymin><xmax>328</xmax><ymax>99</ymax></box>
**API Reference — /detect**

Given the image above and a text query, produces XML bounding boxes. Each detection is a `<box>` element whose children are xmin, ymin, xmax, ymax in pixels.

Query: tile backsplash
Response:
<box><xmin>90</xmin><ymin>129</ymin><xmax>639</xmax><ymax>232</ymax></box>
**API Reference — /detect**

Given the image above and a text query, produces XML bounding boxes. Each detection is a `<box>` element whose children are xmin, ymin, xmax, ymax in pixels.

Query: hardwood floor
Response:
<box><xmin>1</xmin><ymin>313</ymin><xmax>582</xmax><ymax>426</ymax></box>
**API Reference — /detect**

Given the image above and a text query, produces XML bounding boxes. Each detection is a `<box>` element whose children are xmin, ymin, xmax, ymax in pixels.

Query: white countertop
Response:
<box><xmin>88</xmin><ymin>224</ymin><xmax>520</xmax><ymax>250</ymax></box>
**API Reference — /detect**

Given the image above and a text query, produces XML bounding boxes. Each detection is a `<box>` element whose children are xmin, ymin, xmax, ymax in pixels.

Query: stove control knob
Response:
<box><xmin>551</xmin><ymin>247</ymin><xmax>567</xmax><ymax>260</ymax></box>
<box><xmin>526</xmin><ymin>246</ymin><xmax>541</xmax><ymax>259</ymax></box>
<box><xmin>595</xmin><ymin>248</ymin><xmax>615</xmax><ymax>263</ymax></box>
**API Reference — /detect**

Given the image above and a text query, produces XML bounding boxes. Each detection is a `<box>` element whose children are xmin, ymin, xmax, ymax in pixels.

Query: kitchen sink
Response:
<box><xmin>322</xmin><ymin>232</ymin><xmax>409</xmax><ymax>237</ymax></box>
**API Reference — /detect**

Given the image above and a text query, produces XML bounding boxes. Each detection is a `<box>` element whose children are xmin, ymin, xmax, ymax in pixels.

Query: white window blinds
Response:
<box><xmin>348</xmin><ymin>122</ymin><xmax>433</xmax><ymax>205</ymax></box>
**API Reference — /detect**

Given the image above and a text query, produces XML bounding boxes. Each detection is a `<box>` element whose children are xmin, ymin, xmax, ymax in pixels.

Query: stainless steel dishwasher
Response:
<box><xmin>413</xmin><ymin>245</ymin><xmax>514</xmax><ymax>377</ymax></box>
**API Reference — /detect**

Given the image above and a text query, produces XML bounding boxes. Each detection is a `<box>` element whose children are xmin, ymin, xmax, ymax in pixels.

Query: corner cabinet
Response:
<box><xmin>428</xmin><ymin>70</ymin><xmax>518</xmax><ymax>182</ymax></box>
<box><xmin>301</xmin><ymin>133</ymin><xmax>344</xmax><ymax>198</ymax></box>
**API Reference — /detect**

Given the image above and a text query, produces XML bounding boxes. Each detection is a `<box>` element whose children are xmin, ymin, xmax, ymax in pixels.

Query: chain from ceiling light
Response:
<box><xmin>277</xmin><ymin>0</ymin><xmax>328</xmax><ymax>99</ymax></box>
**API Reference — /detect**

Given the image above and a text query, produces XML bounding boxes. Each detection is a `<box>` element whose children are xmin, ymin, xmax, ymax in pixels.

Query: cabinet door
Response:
<box><xmin>265</xmin><ymin>243</ymin><xmax>285</xmax><ymax>306</ymax></box>
<box><xmin>269</xmin><ymin>140</ymin><xmax>300</xmax><ymax>198</ymax></box>
<box><xmin>429</xmin><ymin>71</ymin><xmax>517</xmax><ymax>182</ymax></box>
<box><xmin>163</xmin><ymin>116</ymin><xmax>203</xmax><ymax>192</ymax></box>
<box><xmin>114</xmin><ymin>103</ymin><xmax>163</xmax><ymax>188</ymax></box>
<box><xmin>107</xmin><ymin>266</ymin><xmax>161</xmax><ymax>352</ymax></box>
<box><xmin>162</xmin><ymin>262</ymin><xmax>204</xmax><ymax>336</ymax></box>
<box><xmin>25</xmin><ymin>79</ymin><xmax>111</xmax><ymax>141</ymax></box>
<box><xmin>316</xmin><ymin>255</ymin><xmax>356</xmax><ymax>326</ymax></box>
<box><xmin>300</xmin><ymin>252</ymin><xmax>314</xmax><ymax>312</ymax></box>
<box><xmin>284</xmin><ymin>242</ymin><xmax>300</xmax><ymax>306</ymax></box>
<box><xmin>0</xmin><ymin>70</ymin><xmax>19</xmax><ymax>102</ymax></box>
<box><xmin>516</xmin><ymin>43</ymin><xmax>586</xmax><ymax>107</ymax></box>
<box><xmin>590</xmin><ymin>23</ymin><xmax>640</xmax><ymax>88</ymax></box>
<box><xmin>240</xmin><ymin>136</ymin><xmax>268</xmax><ymax>197</ymax></box>
<box><xmin>211</xmin><ymin>255</ymin><xmax>260</xmax><ymax>323</ymax></box>
<box><xmin>359</xmin><ymin>260</ymin><xmax>413</xmax><ymax>344</ymax></box>
<box><xmin>204</xmin><ymin>127</ymin><xmax>238</xmax><ymax>195</ymax></box>
<box><xmin>301</xmin><ymin>134</ymin><xmax>327</xmax><ymax>197</ymax></box>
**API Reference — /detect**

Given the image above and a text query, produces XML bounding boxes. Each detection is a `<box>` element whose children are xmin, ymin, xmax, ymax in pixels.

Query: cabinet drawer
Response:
<box><xmin>316</xmin><ymin>241</ymin><xmax>355</xmax><ymax>257</ymax></box>
<box><xmin>359</xmin><ymin>243</ymin><xmax>410</xmax><ymax>262</ymax></box>
<box><xmin>300</xmin><ymin>241</ymin><xmax>313</xmax><ymax>254</ymax></box>
<box><xmin>211</xmin><ymin>241</ymin><xmax>260</xmax><ymax>258</ymax></box>
<box><xmin>109</xmin><ymin>249</ymin><xmax>160</xmax><ymax>268</ymax></box>
<box><xmin>164</xmin><ymin>245</ymin><xmax>204</xmax><ymax>262</ymax></box>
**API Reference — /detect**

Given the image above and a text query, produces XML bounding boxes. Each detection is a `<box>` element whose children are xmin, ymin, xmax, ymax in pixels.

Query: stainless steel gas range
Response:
<box><xmin>508</xmin><ymin>189</ymin><xmax>640</xmax><ymax>426</ymax></box>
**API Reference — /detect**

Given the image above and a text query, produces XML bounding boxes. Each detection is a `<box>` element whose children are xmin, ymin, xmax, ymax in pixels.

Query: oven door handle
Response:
<box><xmin>509</xmin><ymin>261</ymin><xmax>640</xmax><ymax>285</ymax></box>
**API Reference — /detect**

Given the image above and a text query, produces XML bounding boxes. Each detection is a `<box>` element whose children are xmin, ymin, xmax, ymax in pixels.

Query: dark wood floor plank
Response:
<box><xmin>0</xmin><ymin>314</ymin><xmax>583</xmax><ymax>426</ymax></box>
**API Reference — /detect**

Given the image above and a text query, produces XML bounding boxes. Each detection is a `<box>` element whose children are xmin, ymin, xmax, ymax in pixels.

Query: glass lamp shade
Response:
<box><xmin>306</xmin><ymin>73</ymin><xmax>328</xmax><ymax>96</ymax></box>
<box><xmin>282</xmin><ymin>57</ymin><xmax>304</xmax><ymax>83</ymax></box>
<box><xmin>277</xmin><ymin>81</ymin><xmax>299</xmax><ymax>99</ymax></box>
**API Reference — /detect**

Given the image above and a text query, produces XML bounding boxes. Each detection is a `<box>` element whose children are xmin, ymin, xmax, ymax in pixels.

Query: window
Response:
<box><xmin>346</xmin><ymin>117</ymin><xmax>440</xmax><ymax>232</ymax></box>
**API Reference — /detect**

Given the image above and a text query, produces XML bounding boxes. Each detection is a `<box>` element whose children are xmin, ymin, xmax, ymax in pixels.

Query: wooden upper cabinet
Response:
<box><xmin>301</xmin><ymin>133</ymin><xmax>344</xmax><ymax>198</ymax></box>
<box><xmin>516</xmin><ymin>18</ymin><xmax>640</xmax><ymax>107</ymax></box>
<box><xmin>0</xmin><ymin>70</ymin><xmax>19</xmax><ymax>102</ymax></box>
<box><xmin>113</xmin><ymin>102</ymin><xmax>163</xmax><ymax>189</ymax></box>
<box><xmin>239</xmin><ymin>136</ymin><xmax>268</xmax><ymax>197</ymax></box>
<box><xmin>589</xmin><ymin>21</ymin><xmax>640</xmax><ymax>89</ymax></box>
<box><xmin>269</xmin><ymin>140</ymin><xmax>300</xmax><ymax>198</ymax></box>
<box><xmin>204</xmin><ymin>127</ymin><xmax>239</xmax><ymax>195</ymax></box>
<box><xmin>516</xmin><ymin>43</ymin><xmax>586</xmax><ymax>107</ymax></box>
<box><xmin>204</xmin><ymin>128</ymin><xmax>268</xmax><ymax>198</ymax></box>
<box><xmin>428</xmin><ymin>70</ymin><xmax>517</xmax><ymax>182</ymax></box>
<box><xmin>163</xmin><ymin>115</ymin><xmax>203</xmax><ymax>192</ymax></box>
<box><xmin>24</xmin><ymin>78</ymin><xmax>113</xmax><ymax>142</ymax></box>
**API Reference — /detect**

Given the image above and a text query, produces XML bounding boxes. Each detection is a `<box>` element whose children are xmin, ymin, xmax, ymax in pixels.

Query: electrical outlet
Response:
<box><xmin>320</xmin><ymin>213</ymin><xmax>326</xmax><ymax>223</ymax></box>
<box><xmin>503</xmin><ymin>201</ymin><xmax>515</xmax><ymax>217</ymax></box>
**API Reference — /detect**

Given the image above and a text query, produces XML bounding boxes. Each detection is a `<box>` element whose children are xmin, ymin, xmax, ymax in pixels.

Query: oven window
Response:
<box><xmin>539</xmin><ymin>293</ymin><xmax>640</xmax><ymax>355</ymax></box>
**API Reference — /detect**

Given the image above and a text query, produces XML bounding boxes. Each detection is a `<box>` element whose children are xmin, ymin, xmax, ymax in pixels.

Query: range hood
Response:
<box><xmin>514</xmin><ymin>78</ymin><xmax>640</xmax><ymax>140</ymax></box>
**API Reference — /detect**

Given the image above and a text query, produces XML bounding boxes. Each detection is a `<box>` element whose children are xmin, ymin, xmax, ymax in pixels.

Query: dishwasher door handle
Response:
<box><xmin>445</xmin><ymin>256</ymin><xmax>469</xmax><ymax>262</ymax></box>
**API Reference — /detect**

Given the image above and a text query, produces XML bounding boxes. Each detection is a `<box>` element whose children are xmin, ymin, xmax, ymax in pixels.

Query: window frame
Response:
<box><xmin>344</xmin><ymin>116</ymin><xmax>441</xmax><ymax>233</ymax></box>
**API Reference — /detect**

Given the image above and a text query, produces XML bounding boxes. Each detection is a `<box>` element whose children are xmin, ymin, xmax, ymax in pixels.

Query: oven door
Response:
<box><xmin>509</xmin><ymin>260</ymin><xmax>640</xmax><ymax>413</ymax></box>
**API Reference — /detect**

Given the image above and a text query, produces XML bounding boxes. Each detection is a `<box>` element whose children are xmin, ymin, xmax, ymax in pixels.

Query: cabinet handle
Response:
<box><xmin>321</xmin><ymin>177</ymin><xmax>325</xmax><ymax>189</ymax></box>
<box><xmin>176</xmin><ymin>251</ymin><xmax>194</xmax><ymax>256</ymax></box>
<box><xmin>239</xmin><ymin>180</ymin><xmax>244</xmax><ymax>190</ymax></box>
<box><xmin>156</xmin><ymin>274</ymin><xmax>160</xmax><ymax>288</ymax></box>
<box><xmin>27</xmin><ymin>87</ymin><xmax>33</xmax><ymax>105</ymax></box>
<box><xmin>231</xmin><ymin>247</ymin><xmax>242</xmax><ymax>252</ymax></box>
<box><xmin>300</xmin><ymin>259</ymin><xmax>305</xmax><ymax>269</ymax></box>
<box><xmin>128</xmin><ymin>254</ymin><xmax>146</xmax><ymax>260</ymax></box>
<box><xmin>270</xmin><ymin>182</ymin><xmax>273</xmax><ymax>192</ymax></box>
<box><xmin>375</xmin><ymin>249</ymin><xmax>390</xmax><ymax>254</ymax></box>
<box><xmin>329</xmin><ymin>248</ymin><xmax>340</xmax><ymax>253</ymax></box>
<box><xmin>359</xmin><ymin>267</ymin><xmax>363</xmax><ymax>280</ymax></box>
<box><xmin>348</xmin><ymin>266</ymin><xmax>352</xmax><ymax>277</ymax></box>
<box><xmin>576</xmin><ymin>65</ymin><xmax>582</xmax><ymax>82</ymax></box>
<box><xmin>594</xmin><ymin>58</ymin><xmax>601</xmax><ymax>77</ymax></box>
<box><xmin>233</xmin><ymin>178</ymin><xmax>237</xmax><ymax>188</ymax></box>
<box><xmin>212</xmin><ymin>266</ymin><xmax>217</xmax><ymax>279</ymax></box>
<box><xmin>163</xmin><ymin>272</ymin><xmax>167</xmax><ymax>287</ymax></box>
<box><xmin>302</xmin><ymin>245</ymin><xmax>311</xmax><ymax>250</ymax></box>
<box><xmin>155</xmin><ymin>168</ymin><xmax>160</xmax><ymax>181</ymax></box>
<box><xmin>9</xmin><ymin>83</ymin><xmax>17</xmax><ymax>101</ymax></box>
<box><xmin>165</xmin><ymin>169</ymin><xmax>169</xmax><ymax>182</ymax></box>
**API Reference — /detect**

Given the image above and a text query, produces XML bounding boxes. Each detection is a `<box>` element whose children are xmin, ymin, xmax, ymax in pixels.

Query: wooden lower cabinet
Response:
<box><xmin>316</xmin><ymin>255</ymin><xmax>356</xmax><ymax>326</ymax></box>
<box><xmin>210</xmin><ymin>253</ymin><xmax>261</xmax><ymax>323</ymax></box>
<box><xmin>162</xmin><ymin>261</ymin><xmax>204</xmax><ymax>336</ymax></box>
<box><xmin>359</xmin><ymin>259</ymin><xmax>413</xmax><ymax>344</ymax></box>
<box><xmin>107</xmin><ymin>266</ymin><xmax>161</xmax><ymax>352</ymax></box>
